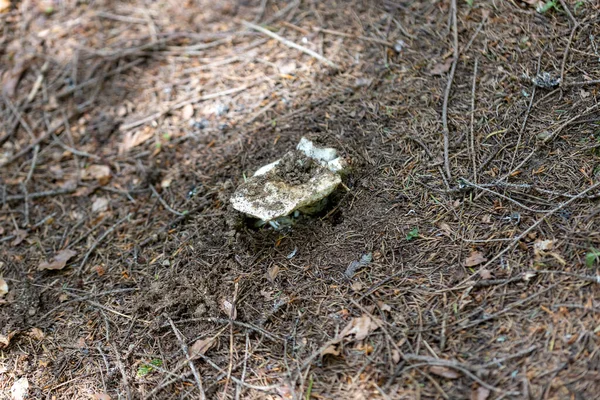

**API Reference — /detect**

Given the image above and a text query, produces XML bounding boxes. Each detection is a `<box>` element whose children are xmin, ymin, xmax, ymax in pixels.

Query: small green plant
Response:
<box><xmin>465</xmin><ymin>0</ymin><xmax>474</xmax><ymax>7</ymax></box>
<box><xmin>537</xmin><ymin>0</ymin><xmax>559</xmax><ymax>14</ymax></box>
<box><xmin>137</xmin><ymin>359</ymin><xmax>163</xmax><ymax>377</ymax></box>
<box><xmin>406</xmin><ymin>228</ymin><xmax>419</xmax><ymax>241</ymax></box>
<box><xmin>585</xmin><ymin>248</ymin><xmax>600</xmax><ymax>268</ymax></box>
<box><xmin>574</xmin><ymin>1</ymin><xmax>584</xmax><ymax>12</ymax></box>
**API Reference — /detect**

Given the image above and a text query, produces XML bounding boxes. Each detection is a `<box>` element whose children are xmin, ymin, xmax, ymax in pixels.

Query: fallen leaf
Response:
<box><xmin>29</xmin><ymin>328</ymin><xmax>44</xmax><ymax>341</ymax></box>
<box><xmin>534</xmin><ymin>239</ymin><xmax>554</xmax><ymax>257</ymax></box>
<box><xmin>81</xmin><ymin>165</ymin><xmax>111</xmax><ymax>185</ymax></box>
<box><xmin>222</xmin><ymin>299</ymin><xmax>236</xmax><ymax>320</ymax></box>
<box><xmin>11</xmin><ymin>230</ymin><xmax>28</xmax><ymax>246</ymax></box>
<box><xmin>38</xmin><ymin>249</ymin><xmax>77</xmax><ymax>271</ymax></box>
<box><xmin>121</xmin><ymin>127</ymin><xmax>153</xmax><ymax>153</ymax></box>
<box><xmin>11</xmin><ymin>377</ymin><xmax>29</xmax><ymax>400</ymax></box>
<box><xmin>267</xmin><ymin>265</ymin><xmax>279</xmax><ymax>282</ymax></box>
<box><xmin>479</xmin><ymin>269</ymin><xmax>492</xmax><ymax>280</ymax></box>
<box><xmin>429</xmin><ymin>58</ymin><xmax>453</xmax><ymax>75</ymax></box>
<box><xmin>391</xmin><ymin>349</ymin><xmax>401</xmax><ymax>364</ymax></box>
<box><xmin>378</xmin><ymin>301</ymin><xmax>392</xmax><ymax>312</ymax></box>
<box><xmin>182</xmin><ymin>104</ymin><xmax>195</xmax><ymax>120</ymax></box>
<box><xmin>189</xmin><ymin>337</ymin><xmax>215</xmax><ymax>359</ymax></box>
<box><xmin>92</xmin><ymin>197</ymin><xmax>109</xmax><ymax>213</ymax></box>
<box><xmin>471</xmin><ymin>386</ymin><xmax>491</xmax><ymax>400</ymax></box>
<box><xmin>0</xmin><ymin>0</ymin><xmax>10</xmax><ymax>13</ymax></box>
<box><xmin>465</xmin><ymin>251</ymin><xmax>487</xmax><ymax>267</ymax></box>
<box><xmin>341</xmin><ymin>314</ymin><xmax>382</xmax><ymax>341</ymax></box>
<box><xmin>351</xmin><ymin>281</ymin><xmax>363</xmax><ymax>291</ymax></box>
<box><xmin>429</xmin><ymin>365</ymin><xmax>460</xmax><ymax>379</ymax></box>
<box><xmin>0</xmin><ymin>332</ymin><xmax>16</xmax><ymax>348</ymax></box>
<box><xmin>2</xmin><ymin>57</ymin><xmax>28</xmax><ymax>97</ymax></box>
<box><xmin>0</xmin><ymin>277</ymin><xmax>7</xmax><ymax>297</ymax></box>
<box><xmin>321</xmin><ymin>344</ymin><xmax>341</xmax><ymax>357</ymax></box>
<box><xmin>93</xmin><ymin>393</ymin><xmax>111</xmax><ymax>400</ymax></box>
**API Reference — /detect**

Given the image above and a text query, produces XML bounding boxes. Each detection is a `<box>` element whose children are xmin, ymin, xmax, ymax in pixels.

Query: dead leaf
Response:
<box><xmin>93</xmin><ymin>394</ymin><xmax>111</xmax><ymax>400</ymax></box>
<box><xmin>222</xmin><ymin>299</ymin><xmax>236</xmax><ymax>320</ymax></box>
<box><xmin>2</xmin><ymin>57</ymin><xmax>28</xmax><ymax>97</ymax></box>
<box><xmin>391</xmin><ymin>349</ymin><xmax>401</xmax><ymax>364</ymax></box>
<box><xmin>189</xmin><ymin>337</ymin><xmax>215</xmax><ymax>359</ymax></box>
<box><xmin>0</xmin><ymin>0</ymin><xmax>10</xmax><ymax>13</ymax></box>
<box><xmin>378</xmin><ymin>301</ymin><xmax>392</xmax><ymax>312</ymax></box>
<box><xmin>471</xmin><ymin>386</ymin><xmax>491</xmax><ymax>400</ymax></box>
<box><xmin>11</xmin><ymin>377</ymin><xmax>29</xmax><ymax>400</ymax></box>
<box><xmin>533</xmin><ymin>239</ymin><xmax>554</xmax><ymax>258</ymax></box>
<box><xmin>76</xmin><ymin>337</ymin><xmax>86</xmax><ymax>348</ymax></box>
<box><xmin>465</xmin><ymin>251</ymin><xmax>487</xmax><ymax>267</ymax></box>
<box><xmin>429</xmin><ymin>58</ymin><xmax>453</xmax><ymax>75</ymax></box>
<box><xmin>121</xmin><ymin>127</ymin><xmax>153</xmax><ymax>153</ymax></box>
<box><xmin>479</xmin><ymin>269</ymin><xmax>492</xmax><ymax>280</ymax></box>
<box><xmin>321</xmin><ymin>344</ymin><xmax>341</xmax><ymax>357</ymax></box>
<box><xmin>351</xmin><ymin>281</ymin><xmax>363</xmax><ymax>291</ymax></box>
<box><xmin>0</xmin><ymin>332</ymin><xmax>16</xmax><ymax>348</ymax></box>
<box><xmin>0</xmin><ymin>277</ymin><xmax>7</xmax><ymax>298</ymax></box>
<box><xmin>81</xmin><ymin>165</ymin><xmax>111</xmax><ymax>185</ymax></box>
<box><xmin>182</xmin><ymin>104</ymin><xmax>195</xmax><ymax>120</ymax></box>
<box><xmin>29</xmin><ymin>328</ymin><xmax>44</xmax><ymax>341</ymax></box>
<box><xmin>11</xmin><ymin>230</ymin><xmax>28</xmax><ymax>246</ymax></box>
<box><xmin>38</xmin><ymin>249</ymin><xmax>77</xmax><ymax>271</ymax></box>
<box><xmin>341</xmin><ymin>314</ymin><xmax>382</xmax><ymax>341</ymax></box>
<box><xmin>429</xmin><ymin>365</ymin><xmax>460</xmax><ymax>379</ymax></box>
<box><xmin>92</xmin><ymin>197</ymin><xmax>109</xmax><ymax>213</ymax></box>
<box><xmin>267</xmin><ymin>265</ymin><xmax>279</xmax><ymax>282</ymax></box>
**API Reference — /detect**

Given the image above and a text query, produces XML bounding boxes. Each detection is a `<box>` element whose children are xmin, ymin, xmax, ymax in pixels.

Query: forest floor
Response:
<box><xmin>1</xmin><ymin>0</ymin><xmax>600</xmax><ymax>399</ymax></box>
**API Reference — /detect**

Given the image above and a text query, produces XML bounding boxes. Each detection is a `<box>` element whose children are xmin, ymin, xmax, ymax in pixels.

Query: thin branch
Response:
<box><xmin>442</xmin><ymin>0</ymin><xmax>459</xmax><ymax>181</ymax></box>
<box><xmin>242</xmin><ymin>20</ymin><xmax>341</xmax><ymax>69</ymax></box>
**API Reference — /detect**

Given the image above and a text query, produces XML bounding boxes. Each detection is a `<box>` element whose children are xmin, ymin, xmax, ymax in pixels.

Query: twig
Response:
<box><xmin>313</xmin><ymin>27</ymin><xmax>394</xmax><ymax>47</ymax></box>
<box><xmin>241</xmin><ymin>20</ymin><xmax>341</xmax><ymax>69</ymax></box>
<box><xmin>3</xmin><ymin>188</ymin><xmax>76</xmax><ymax>203</ymax></box>
<box><xmin>453</xmin><ymin>179</ymin><xmax>600</xmax><ymax>289</ymax></box>
<box><xmin>110</xmin><ymin>341</ymin><xmax>132</xmax><ymax>399</ymax></box>
<box><xmin>460</xmin><ymin>178</ymin><xmax>549</xmax><ymax>213</ymax></box>
<box><xmin>150</xmin><ymin>185</ymin><xmax>184</xmax><ymax>216</ymax></box>
<box><xmin>167</xmin><ymin>317</ymin><xmax>207</xmax><ymax>400</ymax></box>
<box><xmin>120</xmin><ymin>84</ymin><xmax>254</xmax><ymax>131</ymax></box>
<box><xmin>442</xmin><ymin>0</ymin><xmax>459</xmax><ymax>181</ymax></box>
<box><xmin>558</xmin><ymin>0</ymin><xmax>579</xmax><ymax>85</ymax></box>
<box><xmin>469</xmin><ymin>58</ymin><xmax>478</xmax><ymax>183</ymax></box>
<box><xmin>77</xmin><ymin>213</ymin><xmax>132</xmax><ymax>275</ymax></box>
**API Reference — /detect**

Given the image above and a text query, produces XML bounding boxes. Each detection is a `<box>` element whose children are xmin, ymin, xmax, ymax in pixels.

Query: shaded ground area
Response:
<box><xmin>1</xmin><ymin>0</ymin><xmax>600</xmax><ymax>399</ymax></box>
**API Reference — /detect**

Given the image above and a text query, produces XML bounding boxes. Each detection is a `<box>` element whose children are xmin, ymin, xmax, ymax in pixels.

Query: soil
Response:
<box><xmin>1</xmin><ymin>1</ymin><xmax>600</xmax><ymax>399</ymax></box>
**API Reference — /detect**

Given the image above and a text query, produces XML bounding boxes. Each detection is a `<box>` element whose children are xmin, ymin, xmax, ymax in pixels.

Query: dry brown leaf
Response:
<box><xmin>341</xmin><ymin>314</ymin><xmax>382</xmax><ymax>341</ymax></box>
<box><xmin>429</xmin><ymin>58</ymin><xmax>453</xmax><ymax>75</ymax></box>
<box><xmin>189</xmin><ymin>337</ymin><xmax>215</xmax><ymax>359</ymax></box>
<box><xmin>351</xmin><ymin>281</ymin><xmax>363</xmax><ymax>291</ymax></box>
<box><xmin>471</xmin><ymin>386</ymin><xmax>491</xmax><ymax>400</ymax></box>
<box><xmin>93</xmin><ymin>394</ymin><xmax>111</xmax><ymax>400</ymax></box>
<box><xmin>38</xmin><ymin>249</ymin><xmax>77</xmax><ymax>271</ymax></box>
<box><xmin>29</xmin><ymin>328</ymin><xmax>44</xmax><ymax>341</ymax></box>
<box><xmin>11</xmin><ymin>230</ymin><xmax>28</xmax><ymax>246</ymax></box>
<box><xmin>321</xmin><ymin>344</ymin><xmax>341</xmax><ymax>357</ymax></box>
<box><xmin>0</xmin><ymin>331</ymin><xmax>16</xmax><ymax>348</ymax></box>
<box><xmin>465</xmin><ymin>251</ymin><xmax>487</xmax><ymax>267</ymax></box>
<box><xmin>81</xmin><ymin>165</ymin><xmax>111</xmax><ymax>185</ymax></box>
<box><xmin>267</xmin><ymin>265</ymin><xmax>279</xmax><ymax>282</ymax></box>
<box><xmin>2</xmin><ymin>57</ymin><xmax>28</xmax><ymax>97</ymax></box>
<box><xmin>391</xmin><ymin>349</ymin><xmax>401</xmax><ymax>364</ymax></box>
<box><xmin>92</xmin><ymin>197</ymin><xmax>109</xmax><ymax>213</ymax></box>
<box><xmin>222</xmin><ymin>299</ymin><xmax>236</xmax><ymax>320</ymax></box>
<box><xmin>0</xmin><ymin>277</ymin><xmax>7</xmax><ymax>298</ymax></box>
<box><xmin>0</xmin><ymin>0</ymin><xmax>10</xmax><ymax>13</ymax></box>
<box><xmin>121</xmin><ymin>127</ymin><xmax>153</xmax><ymax>153</ymax></box>
<box><xmin>182</xmin><ymin>104</ymin><xmax>195</xmax><ymax>120</ymax></box>
<box><xmin>479</xmin><ymin>269</ymin><xmax>492</xmax><ymax>280</ymax></box>
<box><xmin>429</xmin><ymin>365</ymin><xmax>460</xmax><ymax>379</ymax></box>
